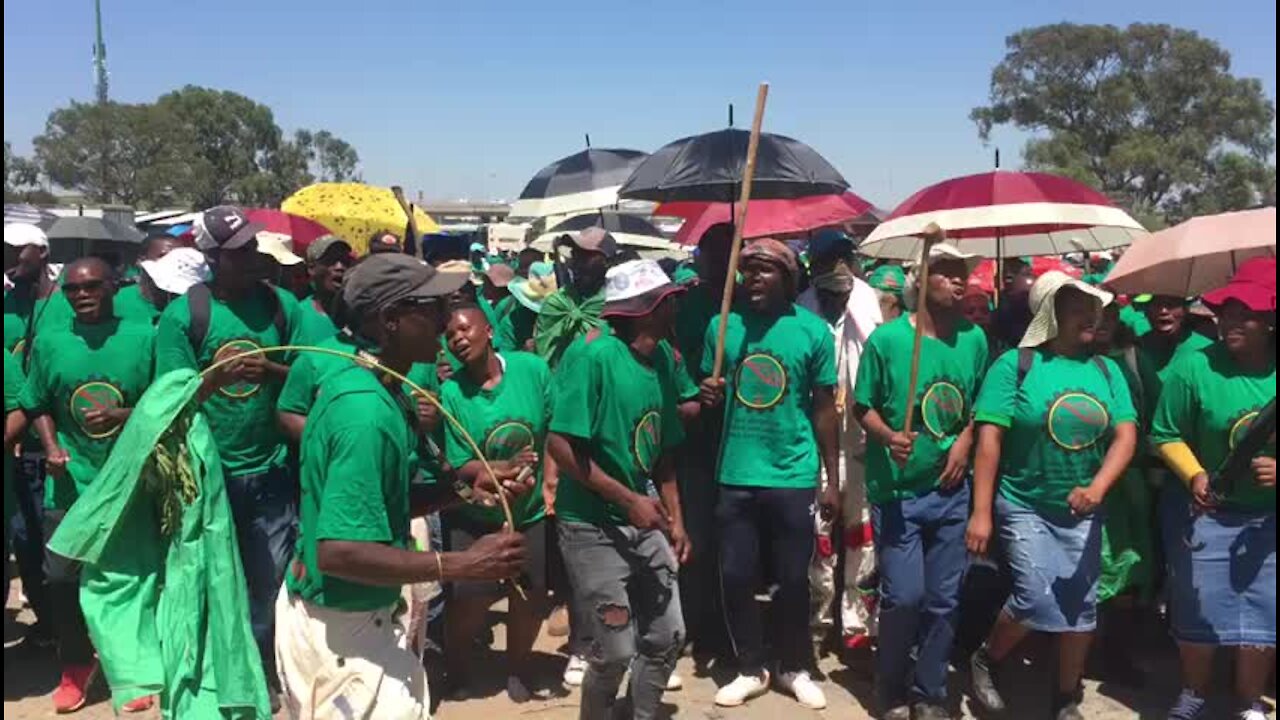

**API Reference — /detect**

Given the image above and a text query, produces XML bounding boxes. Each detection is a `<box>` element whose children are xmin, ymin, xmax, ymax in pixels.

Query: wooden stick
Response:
<box><xmin>711</xmin><ymin>82</ymin><xmax>769</xmax><ymax>380</ymax></box>
<box><xmin>391</xmin><ymin>185</ymin><xmax>420</xmax><ymax>254</ymax></box>
<box><xmin>902</xmin><ymin>224</ymin><xmax>944</xmax><ymax>434</ymax></box>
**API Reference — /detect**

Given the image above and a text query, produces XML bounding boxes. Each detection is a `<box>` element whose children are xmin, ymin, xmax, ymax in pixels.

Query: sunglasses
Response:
<box><xmin>63</xmin><ymin>280</ymin><xmax>106</xmax><ymax>294</ymax></box>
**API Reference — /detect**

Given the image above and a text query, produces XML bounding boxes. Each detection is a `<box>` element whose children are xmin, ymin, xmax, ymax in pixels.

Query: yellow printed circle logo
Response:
<box><xmin>1229</xmin><ymin>410</ymin><xmax>1264</xmax><ymax>452</ymax></box>
<box><xmin>70</xmin><ymin>380</ymin><xmax>125</xmax><ymax>439</ymax></box>
<box><xmin>921</xmin><ymin>381</ymin><xmax>966</xmax><ymax>438</ymax></box>
<box><xmin>734</xmin><ymin>352</ymin><xmax>788</xmax><ymax>411</ymax></box>
<box><xmin>11</xmin><ymin>339</ymin><xmax>26</xmax><ymax>357</ymax></box>
<box><xmin>1047</xmin><ymin>392</ymin><xmax>1110</xmax><ymax>451</ymax></box>
<box><xmin>485</xmin><ymin>420</ymin><xmax>536</xmax><ymax>461</ymax></box>
<box><xmin>214</xmin><ymin>339</ymin><xmax>263</xmax><ymax>398</ymax></box>
<box><xmin>632</xmin><ymin>410</ymin><xmax>662</xmax><ymax>474</ymax></box>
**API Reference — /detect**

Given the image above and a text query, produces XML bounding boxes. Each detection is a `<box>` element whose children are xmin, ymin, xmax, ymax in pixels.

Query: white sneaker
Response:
<box><xmin>563</xmin><ymin>655</ymin><xmax>587</xmax><ymax>687</ymax></box>
<box><xmin>714</xmin><ymin>672</ymin><xmax>770</xmax><ymax>707</ymax></box>
<box><xmin>777</xmin><ymin>671</ymin><xmax>826</xmax><ymax>710</ymax></box>
<box><xmin>665</xmin><ymin>672</ymin><xmax>683</xmax><ymax>691</ymax></box>
<box><xmin>1238</xmin><ymin>709</ymin><xmax>1268</xmax><ymax>720</ymax></box>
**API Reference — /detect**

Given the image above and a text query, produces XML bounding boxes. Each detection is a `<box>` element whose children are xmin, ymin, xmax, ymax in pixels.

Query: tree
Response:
<box><xmin>972</xmin><ymin>23</ymin><xmax>1276</xmax><ymax>224</ymax></box>
<box><xmin>33</xmin><ymin>101</ymin><xmax>190</xmax><ymax>207</ymax></box>
<box><xmin>5</xmin><ymin>141</ymin><xmax>42</xmax><ymax>193</ymax></box>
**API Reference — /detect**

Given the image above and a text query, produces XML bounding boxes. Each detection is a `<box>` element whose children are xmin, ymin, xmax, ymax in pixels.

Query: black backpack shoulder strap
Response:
<box><xmin>1091</xmin><ymin>355</ymin><xmax>1113</xmax><ymax>384</ymax></box>
<box><xmin>261</xmin><ymin>282</ymin><xmax>287</xmax><ymax>341</ymax></box>
<box><xmin>186</xmin><ymin>283</ymin><xmax>212</xmax><ymax>352</ymax></box>
<box><xmin>1015</xmin><ymin>347</ymin><xmax>1035</xmax><ymax>389</ymax></box>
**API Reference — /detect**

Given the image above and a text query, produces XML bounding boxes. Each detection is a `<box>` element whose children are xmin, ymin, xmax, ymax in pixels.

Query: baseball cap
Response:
<box><xmin>1020</xmin><ymin>271</ymin><xmax>1114</xmax><ymax>348</ymax></box>
<box><xmin>307</xmin><ymin>234</ymin><xmax>352</xmax><ymax>264</ymax></box>
<box><xmin>601</xmin><ymin>259</ymin><xmax>684</xmax><ymax>318</ymax></box>
<box><xmin>808</xmin><ymin>228</ymin><xmax>855</xmax><ymax>260</ymax></box>
<box><xmin>368</xmin><ymin>231</ymin><xmax>402</xmax><ymax>254</ymax></box>
<box><xmin>193</xmin><ymin>206</ymin><xmax>264</xmax><ymax>251</ymax></box>
<box><xmin>559</xmin><ymin>227</ymin><xmax>619</xmax><ymax>258</ymax></box>
<box><xmin>256</xmin><ymin>232</ymin><xmax>303</xmax><ymax>266</ymax></box>
<box><xmin>4</xmin><ymin>223</ymin><xmax>49</xmax><ymax>249</ymax></box>
<box><xmin>1201</xmin><ymin>257</ymin><xmax>1276</xmax><ymax>313</ymax></box>
<box><xmin>139</xmin><ymin>248</ymin><xmax>211</xmax><ymax>295</ymax></box>
<box><xmin>484</xmin><ymin>263</ymin><xmax>515</xmax><ymax>288</ymax></box>
<box><xmin>342</xmin><ymin>254</ymin><xmax>469</xmax><ymax>319</ymax></box>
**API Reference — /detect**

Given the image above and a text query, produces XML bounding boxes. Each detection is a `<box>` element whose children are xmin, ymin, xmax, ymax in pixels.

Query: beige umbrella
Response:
<box><xmin>1104</xmin><ymin>207</ymin><xmax>1276</xmax><ymax>297</ymax></box>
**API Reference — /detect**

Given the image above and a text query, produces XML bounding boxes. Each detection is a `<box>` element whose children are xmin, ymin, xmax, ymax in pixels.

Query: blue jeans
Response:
<box><xmin>11</xmin><ymin>454</ymin><xmax>48</xmax><ymax>622</ymax></box>
<box><xmin>872</xmin><ymin>483</ymin><xmax>970</xmax><ymax>707</ymax></box>
<box><xmin>225</xmin><ymin>465</ymin><xmax>297</xmax><ymax>687</ymax></box>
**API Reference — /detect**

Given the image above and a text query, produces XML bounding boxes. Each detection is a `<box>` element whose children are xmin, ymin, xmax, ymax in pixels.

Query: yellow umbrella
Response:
<box><xmin>282</xmin><ymin>182</ymin><xmax>440</xmax><ymax>255</ymax></box>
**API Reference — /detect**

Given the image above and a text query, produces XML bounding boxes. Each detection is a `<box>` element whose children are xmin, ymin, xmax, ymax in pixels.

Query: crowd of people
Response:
<box><xmin>2</xmin><ymin>207</ymin><xmax>1275</xmax><ymax>720</ymax></box>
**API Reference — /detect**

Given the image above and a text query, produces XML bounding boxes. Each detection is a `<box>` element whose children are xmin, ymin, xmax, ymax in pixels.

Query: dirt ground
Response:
<box><xmin>5</xmin><ymin>588</ymin><xmax>1273</xmax><ymax>719</ymax></box>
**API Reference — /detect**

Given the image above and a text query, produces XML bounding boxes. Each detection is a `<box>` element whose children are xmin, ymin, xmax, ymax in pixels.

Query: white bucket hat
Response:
<box><xmin>903</xmin><ymin>243</ymin><xmax>982</xmax><ymax>311</ymax></box>
<box><xmin>4</xmin><ymin>223</ymin><xmax>49</xmax><ymax>249</ymax></box>
<box><xmin>140</xmin><ymin>248</ymin><xmax>211</xmax><ymax>295</ymax></box>
<box><xmin>1020</xmin><ymin>270</ymin><xmax>1114</xmax><ymax>348</ymax></box>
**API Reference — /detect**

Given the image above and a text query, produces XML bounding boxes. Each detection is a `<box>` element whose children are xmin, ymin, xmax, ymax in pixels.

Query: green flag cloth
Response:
<box><xmin>48</xmin><ymin>369</ymin><xmax>271</xmax><ymax>718</ymax></box>
<box><xmin>533</xmin><ymin>289</ymin><xmax>605</xmax><ymax>369</ymax></box>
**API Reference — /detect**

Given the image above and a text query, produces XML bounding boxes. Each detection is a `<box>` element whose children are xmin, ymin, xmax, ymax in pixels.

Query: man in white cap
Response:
<box><xmin>4</xmin><ymin>223</ymin><xmax>62</xmax><ymax>355</ymax></box>
<box><xmin>853</xmin><ymin>243</ymin><xmax>988</xmax><ymax>720</ymax></box>
<box><xmin>116</xmin><ymin>236</ymin><xmax>207</xmax><ymax>325</ymax></box>
<box><xmin>547</xmin><ymin>258</ymin><xmax>691</xmax><ymax>720</ymax></box>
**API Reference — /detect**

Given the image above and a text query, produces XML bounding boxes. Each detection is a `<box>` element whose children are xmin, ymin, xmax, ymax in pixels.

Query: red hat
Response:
<box><xmin>1202</xmin><ymin>257</ymin><xmax>1276</xmax><ymax>313</ymax></box>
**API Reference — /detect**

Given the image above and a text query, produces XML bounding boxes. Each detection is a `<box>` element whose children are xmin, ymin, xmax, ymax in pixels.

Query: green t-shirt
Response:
<box><xmin>1151</xmin><ymin>343</ymin><xmax>1276</xmax><ymax>511</ymax></box>
<box><xmin>550</xmin><ymin>331</ymin><xmax>685</xmax><ymax>526</ymax></box>
<box><xmin>155</xmin><ymin>285</ymin><xmax>299</xmax><ymax>477</ymax></box>
<box><xmin>674</xmin><ymin>282</ymin><xmax>718</xmax><ymax>383</ymax></box>
<box><xmin>113</xmin><ymin>284</ymin><xmax>162</xmax><ymax>326</ymax></box>
<box><xmin>288</xmin><ymin>364</ymin><xmax>414</xmax><ymax>612</ymax></box>
<box><xmin>19</xmin><ymin>320</ymin><xmax>155</xmax><ymax>510</ymax></box>
<box><xmin>974</xmin><ymin>349</ymin><xmax>1137</xmax><ymax>515</ymax></box>
<box><xmin>4</xmin><ymin>287</ymin><xmax>73</xmax><ymax>357</ymax></box>
<box><xmin>493</xmin><ymin>296</ymin><xmax>537</xmax><ymax>353</ymax></box>
<box><xmin>294</xmin><ymin>296</ymin><xmax>340</xmax><ymax>345</ymax></box>
<box><xmin>1135</xmin><ymin>330</ymin><xmax>1215</xmax><ymax>416</ymax></box>
<box><xmin>442</xmin><ymin>352</ymin><xmax>551</xmax><ymax>528</ymax></box>
<box><xmin>854</xmin><ymin>315</ymin><xmax>989</xmax><ymax>503</ymax></box>
<box><xmin>4</xmin><ymin>351</ymin><xmax>24</xmax><ymax>531</ymax></box>
<box><xmin>703</xmin><ymin>305</ymin><xmax>838</xmax><ymax>489</ymax></box>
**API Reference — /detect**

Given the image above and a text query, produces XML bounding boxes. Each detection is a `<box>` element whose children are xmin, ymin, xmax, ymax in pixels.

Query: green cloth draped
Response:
<box><xmin>534</xmin><ymin>289</ymin><xmax>605</xmax><ymax>369</ymax></box>
<box><xmin>48</xmin><ymin>369</ymin><xmax>270</xmax><ymax>718</ymax></box>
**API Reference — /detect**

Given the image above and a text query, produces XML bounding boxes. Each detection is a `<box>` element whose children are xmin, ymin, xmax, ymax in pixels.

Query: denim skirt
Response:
<box><xmin>1161</xmin><ymin>489</ymin><xmax>1276</xmax><ymax>647</ymax></box>
<box><xmin>997</xmin><ymin>495</ymin><xmax>1103</xmax><ymax>632</ymax></box>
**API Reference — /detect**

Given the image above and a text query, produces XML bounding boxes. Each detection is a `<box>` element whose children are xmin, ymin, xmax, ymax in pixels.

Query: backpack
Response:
<box><xmin>185</xmin><ymin>282</ymin><xmax>287</xmax><ymax>352</ymax></box>
<box><xmin>1015</xmin><ymin>347</ymin><xmax>1112</xmax><ymax>389</ymax></box>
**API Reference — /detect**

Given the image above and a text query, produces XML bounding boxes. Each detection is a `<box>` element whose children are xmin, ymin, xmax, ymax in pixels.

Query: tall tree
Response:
<box><xmin>972</xmin><ymin>23</ymin><xmax>1276</xmax><ymax>225</ymax></box>
<box><xmin>5</xmin><ymin>141</ymin><xmax>42</xmax><ymax>195</ymax></box>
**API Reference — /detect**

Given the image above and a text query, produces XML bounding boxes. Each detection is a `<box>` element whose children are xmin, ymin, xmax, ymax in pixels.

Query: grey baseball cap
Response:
<box><xmin>342</xmin><ymin>254</ymin><xmax>469</xmax><ymax>318</ymax></box>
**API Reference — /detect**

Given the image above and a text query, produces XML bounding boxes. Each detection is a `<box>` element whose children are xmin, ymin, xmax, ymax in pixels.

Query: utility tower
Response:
<box><xmin>93</xmin><ymin>0</ymin><xmax>108</xmax><ymax>104</ymax></box>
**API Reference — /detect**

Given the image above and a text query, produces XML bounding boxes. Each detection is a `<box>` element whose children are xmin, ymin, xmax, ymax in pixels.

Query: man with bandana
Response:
<box><xmin>797</xmin><ymin>229</ymin><xmax>884</xmax><ymax>656</ymax></box>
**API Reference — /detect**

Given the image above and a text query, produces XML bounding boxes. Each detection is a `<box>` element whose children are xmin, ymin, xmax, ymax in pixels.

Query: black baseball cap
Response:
<box><xmin>194</xmin><ymin>206</ymin><xmax>265</xmax><ymax>251</ymax></box>
<box><xmin>558</xmin><ymin>227</ymin><xmax>619</xmax><ymax>258</ymax></box>
<box><xmin>342</xmin><ymin>254</ymin><xmax>470</xmax><ymax>319</ymax></box>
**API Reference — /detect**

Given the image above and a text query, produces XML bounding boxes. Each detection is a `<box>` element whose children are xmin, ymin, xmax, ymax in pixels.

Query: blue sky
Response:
<box><xmin>4</xmin><ymin>0</ymin><xmax>1275</xmax><ymax>209</ymax></box>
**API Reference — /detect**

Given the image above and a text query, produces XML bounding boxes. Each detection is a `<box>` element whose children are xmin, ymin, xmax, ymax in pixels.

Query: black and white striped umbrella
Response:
<box><xmin>508</xmin><ymin>148</ymin><xmax>648</xmax><ymax>219</ymax></box>
<box><xmin>4</xmin><ymin>203</ymin><xmax>58</xmax><ymax>226</ymax></box>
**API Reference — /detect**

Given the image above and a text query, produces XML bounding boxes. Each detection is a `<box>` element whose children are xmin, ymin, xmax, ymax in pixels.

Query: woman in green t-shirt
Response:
<box><xmin>1151</xmin><ymin>258</ymin><xmax>1276</xmax><ymax>720</ymax></box>
<box><xmin>966</xmin><ymin>272</ymin><xmax>1138</xmax><ymax>720</ymax></box>
<box><xmin>440</xmin><ymin>304</ymin><xmax>554</xmax><ymax>703</ymax></box>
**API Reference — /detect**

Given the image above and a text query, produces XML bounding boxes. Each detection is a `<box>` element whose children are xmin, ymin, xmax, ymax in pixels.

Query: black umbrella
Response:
<box><xmin>509</xmin><ymin>148</ymin><xmax>649</xmax><ymax>219</ymax></box>
<box><xmin>548</xmin><ymin>210</ymin><xmax>665</xmax><ymax>237</ymax></box>
<box><xmin>617</xmin><ymin>128</ymin><xmax>848</xmax><ymax>203</ymax></box>
<box><xmin>44</xmin><ymin>216</ymin><xmax>145</xmax><ymax>244</ymax></box>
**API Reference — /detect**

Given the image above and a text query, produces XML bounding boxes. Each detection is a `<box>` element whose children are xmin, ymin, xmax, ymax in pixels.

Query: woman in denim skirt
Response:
<box><xmin>965</xmin><ymin>272</ymin><xmax>1139</xmax><ymax>720</ymax></box>
<box><xmin>1151</xmin><ymin>258</ymin><xmax>1276</xmax><ymax>720</ymax></box>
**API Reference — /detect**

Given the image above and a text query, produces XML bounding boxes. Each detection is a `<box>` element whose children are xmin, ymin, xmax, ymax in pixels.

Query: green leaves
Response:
<box><xmin>973</xmin><ymin>23</ymin><xmax>1276</xmax><ymax>225</ymax></box>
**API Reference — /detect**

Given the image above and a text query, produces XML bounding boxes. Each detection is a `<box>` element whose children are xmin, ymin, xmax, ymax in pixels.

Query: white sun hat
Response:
<box><xmin>1020</xmin><ymin>270</ymin><xmax>1114</xmax><ymax>348</ymax></box>
<box><xmin>4</xmin><ymin>223</ymin><xmax>49</xmax><ymax>249</ymax></box>
<box><xmin>140</xmin><ymin>248</ymin><xmax>211</xmax><ymax>295</ymax></box>
<box><xmin>255</xmin><ymin>231</ymin><xmax>303</xmax><ymax>266</ymax></box>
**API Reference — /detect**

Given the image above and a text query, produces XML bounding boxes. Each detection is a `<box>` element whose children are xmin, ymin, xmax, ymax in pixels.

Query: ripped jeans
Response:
<box><xmin>558</xmin><ymin>521</ymin><xmax>685</xmax><ymax>720</ymax></box>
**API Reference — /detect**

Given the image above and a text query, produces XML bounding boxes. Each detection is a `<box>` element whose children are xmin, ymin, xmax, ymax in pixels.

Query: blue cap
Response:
<box><xmin>808</xmin><ymin>228</ymin><xmax>854</xmax><ymax>260</ymax></box>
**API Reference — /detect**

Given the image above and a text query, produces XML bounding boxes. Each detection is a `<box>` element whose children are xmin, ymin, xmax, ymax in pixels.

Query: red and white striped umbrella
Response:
<box><xmin>859</xmin><ymin>171</ymin><xmax>1147</xmax><ymax>261</ymax></box>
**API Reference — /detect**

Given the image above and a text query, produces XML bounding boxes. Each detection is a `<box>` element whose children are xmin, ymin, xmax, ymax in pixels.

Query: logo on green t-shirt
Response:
<box><xmin>633</xmin><ymin>410</ymin><xmax>662</xmax><ymax>474</ymax></box>
<box><xmin>485</xmin><ymin>420</ymin><xmax>536</xmax><ymax>459</ymax></box>
<box><xmin>70</xmin><ymin>379</ymin><xmax>124</xmax><ymax>439</ymax></box>
<box><xmin>11</xmin><ymin>339</ymin><xmax>25</xmax><ymax>357</ymax></box>
<box><xmin>214</xmin><ymin>339</ymin><xmax>263</xmax><ymax>398</ymax></box>
<box><xmin>1047</xmin><ymin>391</ymin><xmax>1110</xmax><ymax>451</ymax></box>
<box><xmin>734</xmin><ymin>351</ymin><xmax>788</xmax><ymax>411</ymax></box>
<box><xmin>1229</xmin><ymin>409</ymin><xmax>1261</xmax><ymax>451</ymax></box>
<box><xmin>921</xmin><ymin>380</ymin><xmax>966</xmax><ymax>438</ymax></box>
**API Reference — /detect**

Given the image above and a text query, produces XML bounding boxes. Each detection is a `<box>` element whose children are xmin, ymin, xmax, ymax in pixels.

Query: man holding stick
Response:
<box><xmin>852</xmin><ymin>243</ymin><xmax>986</xmax><ymax>720</ymax></box>
<box><xmin>700</xmin><ymin>238</ymin><xmax>840</xmax><ymax>710</ymax></box>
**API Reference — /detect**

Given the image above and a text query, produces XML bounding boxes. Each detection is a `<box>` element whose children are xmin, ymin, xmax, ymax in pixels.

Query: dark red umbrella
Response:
<box><xmin>658</xmin><ymin>192</ymin><xmax>876</xmax><ymax>246</ymax></box>
<box><xmin>244</xmin><ymin>208</ymin><xmax>335</xmax><ymax>258</ymax></box>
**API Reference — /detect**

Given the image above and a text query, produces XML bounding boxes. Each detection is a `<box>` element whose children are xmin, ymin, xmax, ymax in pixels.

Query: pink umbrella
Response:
<box><xmin>656</xmin><ymin>192</ymin><xmax>876</xmax><ymax>246</ymax></box>
<box><xmin>244</xmin><ymin>208</ymin><xmax>335</xmax><ymax>258</ymax></box>
<box><xmin>1104</xmin><ymin>207</ymin><xmax>1276</xmax><ymax>297</ymax></box>
<box><xmin>859</xmin><ymin>171</ymin><xmax>1146</xmax><ymax>261</ymax></box>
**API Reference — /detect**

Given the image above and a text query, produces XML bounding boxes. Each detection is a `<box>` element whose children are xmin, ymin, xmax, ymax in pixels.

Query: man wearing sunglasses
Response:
<box><xmin>294</xmin><ymin>235</ymin><xmax>354</xmax><ymax>344</ymax></box>
<box><xmin>14</xmin><ymin>257</ymin><xmax>156</xmax><ymax>713</ymax></box>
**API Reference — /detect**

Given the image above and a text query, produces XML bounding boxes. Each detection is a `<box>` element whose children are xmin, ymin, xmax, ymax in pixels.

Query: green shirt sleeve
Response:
<box><xmin>4</xmin><ymin>351</ymin><xmax>25</xmax><ymax>413</ymax></box>
<box><xmin>440</xmin><ymin>382</ymin><xmax>473</xmax><ymax>470</ymax></box>
<box><xmin>974</xmin><ymin>350</ymin><xmax>1018</xmax><ymax>428</ymax></box>
<box><xmin>277</xmin><ymin>353</ymin><xmax>317</xmax><ymax>415</ymax></box>
<box><xmin>155</xmin><ymin>300</ymin><xmax>198</xmax><ymax>376</ymax></box>
<box><xmin>1150</xmin><ymin>360</ymin><xmax>1195</xmax><ymax>447</ymax></box>
<box><xmin>315</xmin><ymin>424</ymin><xmax>398</xmax><ymax>545</ymax></box>
<box><xmin>17</xmin><ymin>336</ymin><xmax>52</xmax><ymax>414</ymax></box>
<box><xmin>852</xmin><ymin>332</ymin><xmax>885</xmax><ymax>410</ymax></box>
<box><xmin>550</xmin><ymin>345</ymin><xmax>599</xmax><ymax>441</ymax></box>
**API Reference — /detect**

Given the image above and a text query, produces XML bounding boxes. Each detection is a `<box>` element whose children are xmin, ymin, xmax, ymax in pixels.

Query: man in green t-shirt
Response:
<box><xmin>548</xmin><ymin>258</ymin><xmax>690</xmax><ymax>720</ymax></box>
<box><xmin>278</xmin><ymin>253</ymin><xmax>527</xmax><ymax>718</ymax></box>
<box><xmin>154</xmin><ymin>205</ymin><xmax>302</xmax><ymax>699</ymax></box>
<box><xmin>4</xmin><ymin>350</ymin><xmax>25</xmax><ymax>587</ymax></box>
<box><xmin>114</xmin><ymin>234</ymin><xmax>186</xmax><ymax>326</ymax></box>
<box><xmin>294</xmin><ymin>234</ymin><xmax>353</xmax><ymax>344</ymax></box>
<box><xmin>853</xmin><ymin>244</ymin><xmax>986</xmax><ymax>719</ymax></box>
<box><xmin>17</xmin><ymin>257</ymin><xmax>156</xmax><ymax>713</ymax></box>
<box><xmin>698</xmin><ymin>238</ymin><xmax>839</xmax><ymax>710</ymax></box>
<box><xmin>1135</xmin><ymin>295</ymin><xmax>1214</xmax><ymax>406</ymax></box>
<box><xmin>534</xmin><ymin>227</ymin><xmax>616</xmax><ymax>368</ymax></box>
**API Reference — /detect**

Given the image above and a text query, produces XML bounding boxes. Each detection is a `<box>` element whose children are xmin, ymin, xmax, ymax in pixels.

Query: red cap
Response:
<box><xmin>1202</xmin><ymin>257</ymin><xmax>1276</xmax><ymax>313</ymax></box>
